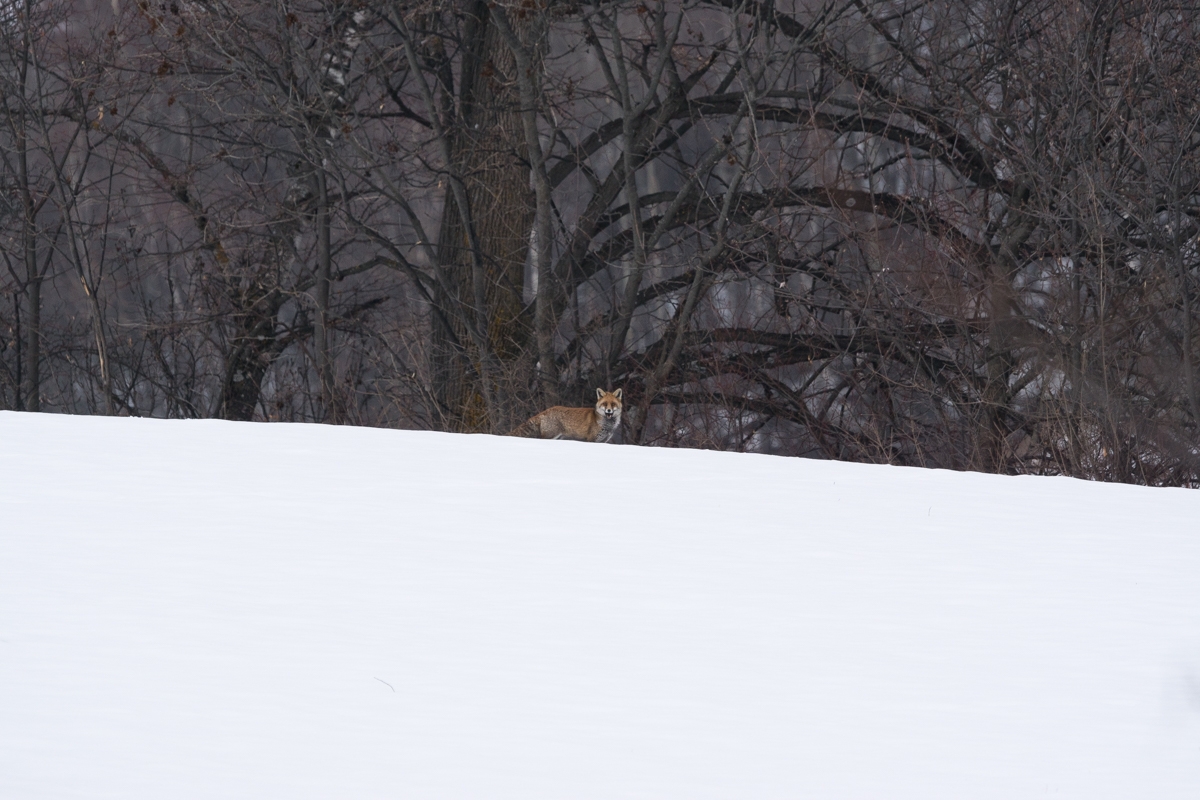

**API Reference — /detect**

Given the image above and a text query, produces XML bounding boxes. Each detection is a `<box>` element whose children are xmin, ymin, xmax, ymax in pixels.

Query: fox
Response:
<box><xmin>508</xmin><ymin>388</ymin><xmax>623</xmax><ymax>443</ymax></box>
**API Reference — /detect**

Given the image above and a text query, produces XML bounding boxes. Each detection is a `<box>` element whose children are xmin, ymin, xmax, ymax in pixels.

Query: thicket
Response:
<box><xmin>2</xmin><ymin>0</ymin><xmax>1198</xmax><ymax>485</ymax></box>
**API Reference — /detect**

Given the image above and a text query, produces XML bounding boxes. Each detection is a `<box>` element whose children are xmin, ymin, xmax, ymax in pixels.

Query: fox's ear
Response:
<box><xmin>596</xmin><ymin>387</ymin><xmax>604</xmax><ymax>399</ymax></box>
<box><xmin>614</xmin><ymin>388</ymin><xmax>622</xmax><ymax>400</ymax></box>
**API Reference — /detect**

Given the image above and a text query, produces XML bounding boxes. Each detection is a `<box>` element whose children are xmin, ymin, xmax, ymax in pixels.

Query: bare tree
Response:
<box><xmin>1</xmin><ymin>0</ymin><xmax>1195</xmax><ymax>485</ymax></box>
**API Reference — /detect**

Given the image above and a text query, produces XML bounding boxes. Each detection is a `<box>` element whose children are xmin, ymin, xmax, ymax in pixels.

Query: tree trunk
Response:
<box><xmin>432</xmin><ymin>0</ymin><xmax>537</xmax><ymax>433</ymax></box>
<box><xmin>22</xmin><ymin>273</ymin><xmax>40</xmax><ymax>413</ymax></box>
<box><xmin>18</xmin><ymin>115</ymin><xmax>40</xmax><ymax>412</ymax></box>
<box><xmin>315</xmin><ymin>166</ymin><xmax>337</xmax><ymax>421</ymax></box>
<box><xmin>217</xmin><ymin>283</ymin><xmax>283</xmax><ymax>422</ymax></box>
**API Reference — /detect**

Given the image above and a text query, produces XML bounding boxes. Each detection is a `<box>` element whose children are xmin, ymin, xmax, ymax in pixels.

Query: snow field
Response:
<box><xmin>1</xmin><ymin>411</ymin><xmax>1199</xmax><ymax>798</ymax></box>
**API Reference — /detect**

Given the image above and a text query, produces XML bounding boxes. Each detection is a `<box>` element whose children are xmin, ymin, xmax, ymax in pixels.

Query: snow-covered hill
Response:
<box><xmin>2</xmin><ymin>411</ymin><xmax>1198</xmax><ymax>798</ymax></box>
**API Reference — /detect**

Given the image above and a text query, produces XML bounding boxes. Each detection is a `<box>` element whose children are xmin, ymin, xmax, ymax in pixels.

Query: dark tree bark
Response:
<box><xmin>431</xmin><ymin>0</ymin><xmax>538</xmax><ymax>433</ymax></box>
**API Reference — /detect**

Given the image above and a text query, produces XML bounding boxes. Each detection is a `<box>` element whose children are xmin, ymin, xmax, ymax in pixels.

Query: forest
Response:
<box><xmin>2</xmin><ymin>0</ymin><xmax>1198</xmax><ymax>485</ymax></box>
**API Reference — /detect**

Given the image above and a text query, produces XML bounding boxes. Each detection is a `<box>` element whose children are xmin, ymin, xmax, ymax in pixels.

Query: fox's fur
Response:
<box><xmin>508</xmin><ymin>388</ymin><xmax>623</xmax><ymax>443</ymax></box>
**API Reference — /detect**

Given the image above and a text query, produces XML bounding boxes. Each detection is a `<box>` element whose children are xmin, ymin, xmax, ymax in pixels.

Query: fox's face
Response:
<box><xmin>595</xmin><ymin>388</ymin><xmax>623</xmax><ymax>421</ymax></box>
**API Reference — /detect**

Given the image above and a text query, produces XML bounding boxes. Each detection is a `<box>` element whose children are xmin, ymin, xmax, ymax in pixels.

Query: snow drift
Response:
<box><xmin>1</xmin><ymin>411</ymin><xmax>1199</xmax><ymax>798</ymax></box>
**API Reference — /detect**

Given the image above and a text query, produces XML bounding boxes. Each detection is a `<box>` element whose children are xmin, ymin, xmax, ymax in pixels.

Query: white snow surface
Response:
<box><xmin>2</xmin><ymin>411</ymin><xmax>1199</xmax><ymax>799</ymax></box>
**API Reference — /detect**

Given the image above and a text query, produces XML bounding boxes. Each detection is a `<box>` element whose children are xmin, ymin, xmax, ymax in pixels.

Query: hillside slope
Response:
<box><xmin>1</xmin><ymin>412</ymin><xmax>1199</xmax><ymax>798</ymax></box>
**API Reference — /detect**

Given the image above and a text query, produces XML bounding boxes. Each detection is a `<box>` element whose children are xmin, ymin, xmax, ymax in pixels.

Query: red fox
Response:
<box><xmin>508</xmin><ymin>388</ymin><xmax>623</xmax><ymax>443</ymax></box>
